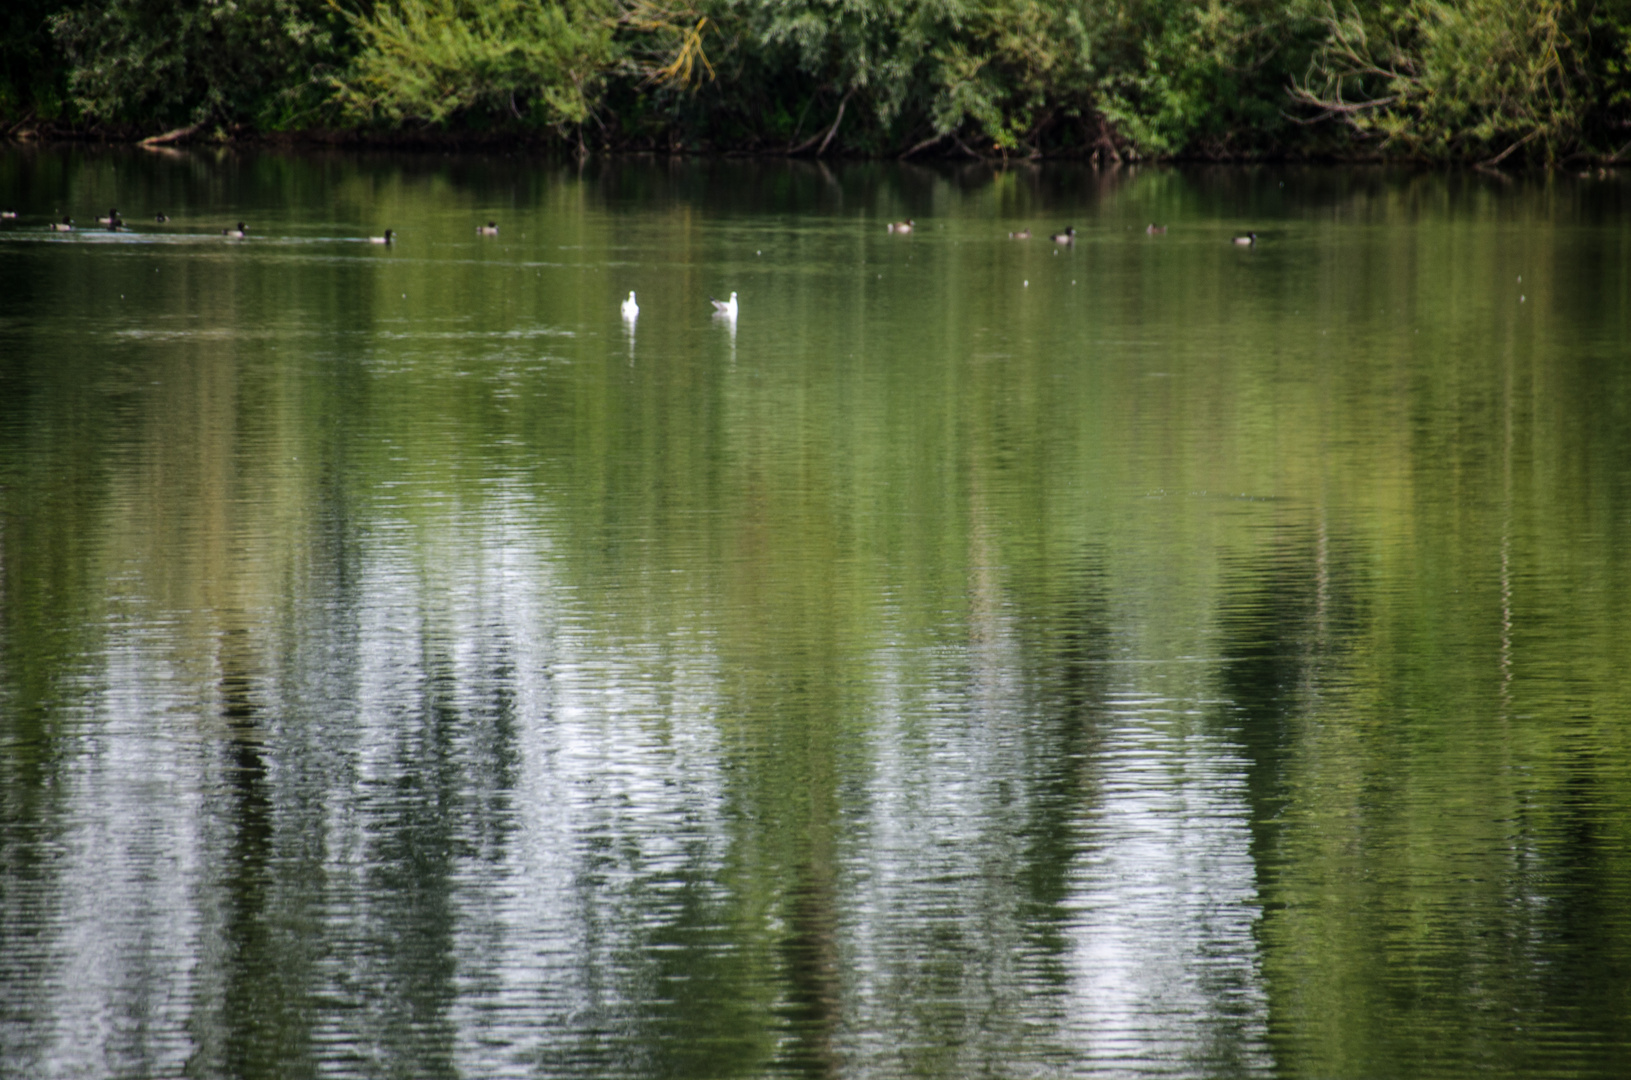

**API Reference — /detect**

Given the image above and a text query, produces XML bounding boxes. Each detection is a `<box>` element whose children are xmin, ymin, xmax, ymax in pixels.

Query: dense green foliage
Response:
<box><xmin>50</xmin><ymin>0</ymin><xmax>344</xmax><ymax>130</ymax></box>
<box><xmin>333</xmin><ymin>0</ymin><xmax>618</xmax><ymax>131</ymax></box>
<box><xmin>1292</xmin><ymin>0</ymin><xmax>1631</xmax><ymax>161</ymax></box>
<box><xmin>3</xmin><ymin>0</ymin><xmax>1631</xmax><ymax>159</ymax></box>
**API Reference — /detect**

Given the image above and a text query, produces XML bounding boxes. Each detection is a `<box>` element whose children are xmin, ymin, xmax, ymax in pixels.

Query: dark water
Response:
<box><xmin>2</xmin><ymin>148</ymin><xmax>1630</xmax><ymax>1079</ymax></box>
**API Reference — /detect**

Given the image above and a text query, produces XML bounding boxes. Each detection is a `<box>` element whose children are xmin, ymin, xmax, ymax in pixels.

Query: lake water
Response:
<box><xmin>2</xmin><ymin>148</ymin><xmax>1630</xmax><ymax>1079</ymax></box>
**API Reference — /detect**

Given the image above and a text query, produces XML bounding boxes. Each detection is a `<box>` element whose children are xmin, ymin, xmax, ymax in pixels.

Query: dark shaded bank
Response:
<box><xmin>7</xmin><ymin>0</ymin><xmax>1631</xmax><ymax>166</ymax></box>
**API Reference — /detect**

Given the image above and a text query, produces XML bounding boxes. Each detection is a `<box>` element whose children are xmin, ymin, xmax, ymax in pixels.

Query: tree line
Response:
<box><xmin>3</xmin><ymin>0</ymin><xmax>1630</xmax><ymax>163</ymax></box>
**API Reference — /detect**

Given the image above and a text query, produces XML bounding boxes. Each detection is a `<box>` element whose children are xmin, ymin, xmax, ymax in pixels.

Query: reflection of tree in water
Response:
<box><xmin>1013</xmin><ymin>548</ymin><xmax>1113</xmax><ymax>965</ymax></box>
<box><xmin>1524</xmin><ymin>729</ymin><xmax>1631</xmax><ymax>1075</ymax></box>
<box><xmin>214</xmin><ymin>628</ymin><xmax>279</xmax><ymax>1079</ymax></box>
<box><xmin>777</xmin><ymin>868</ymin><xmax>841</xmax><ymax>1078</ymax></box>
<box><xmin>1209</xmin><ymin>519</ymin><xmax>1631</xmax><ymax>1073</ymax></box>
<box><xmin>357</xmin><ymin>634</ymin><xmax>521</xmax><ymax>1080</ymax></box>
<box><xmin>1212</xmin><ymin>522</ymin><xmax>1363</xmax><ymax>885</ymax></box>
<box><xmin>183</xmin><ymin>622</ymin><xmax>329</xmax><ymax>1080</ymax></box>
<box><xmin>1207</xmin><ymin>520</ymin><xmax>1366</xmax><ymax>1074</ymax></box>
<box><xmin>834</xmin><ymin>544</ymin><xmax>1117</xmax><ymax>1075</ymax></box>
<box><xmin>717</xmin><ymin>663</ymin><xmax>852</xmax><ymax>1079</ymax></box>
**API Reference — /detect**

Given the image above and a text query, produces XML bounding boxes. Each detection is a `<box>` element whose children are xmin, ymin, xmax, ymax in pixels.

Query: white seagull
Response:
<box><xmin>622</xmin><ymin>291</ymin><xmax>639</xmax><ymax>319</ymax></box>
<box><xmin>710</xmin><ymin>292</ymin><xmax>738</xmax><ymax>318</ymax></box>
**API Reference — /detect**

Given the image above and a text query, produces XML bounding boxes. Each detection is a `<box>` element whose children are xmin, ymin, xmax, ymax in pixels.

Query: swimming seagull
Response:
<box><xmin>622</xmin><ymin>291</ymin><xmax>639</xmax><ymax>319</ymax></box>
<box><xmin>710</xmin><ymin>292</ymin><xmax>738</xmax><ymax>318</ymax></box>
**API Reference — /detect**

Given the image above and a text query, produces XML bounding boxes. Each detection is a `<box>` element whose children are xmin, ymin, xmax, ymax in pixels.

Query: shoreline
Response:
<box><xmin>3</xmin><ymin>124</ymin><xmax>1628</xmax><ymax>170</ymax></box>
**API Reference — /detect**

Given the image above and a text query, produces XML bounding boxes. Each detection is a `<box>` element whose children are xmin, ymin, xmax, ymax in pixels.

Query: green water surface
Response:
<box><xmin>1</xmin><ymin>149</ymin><xmax>1630</xmax><ymax>1079</ymax></box>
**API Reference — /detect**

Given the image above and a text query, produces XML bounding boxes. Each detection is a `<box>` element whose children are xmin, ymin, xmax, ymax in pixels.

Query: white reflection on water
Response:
<box><xmin>20</xmin><ymin>642</ymin><xmax>204</xmax><ymax>1080</ymax></box>
<box><xmin>0</xmin><ymin>487</ymin><xmax>1273</xmax><ymax>1079</ymax></box>
<box><xmin>844</xmin><ymin>624</ymin><xmax>1270</xmax><ymax>1076</ymax></box>
<box><xmin>1066</xmin><ymin>700</ymin><xmax>1269</xmax><ymax>1076</ymax></box>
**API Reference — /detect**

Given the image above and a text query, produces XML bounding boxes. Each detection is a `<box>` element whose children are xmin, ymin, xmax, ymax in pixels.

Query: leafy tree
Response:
<box><xmin>604</xmin><ymin>0</ymin><xmax>1098</xmax><ymax>155</ymax></box>
<box><xmin>1291</xmin><ymin>0</ymin><xmax>1593</xmax><ymax>161</ymax></box>
<box><xmin>14</xmin><ymin>0</ymin><xmax>1631</xmax><ymax>160</ymax></box>
<box><xmin>1092</xmin><ymin>0</ymin><xmax>1322</xmax><ymax>158</ymax></box>
<box><xmin>50</xmin><ymin>0</ymin><xmax>346</xmax><ymax>130</ymax></box>
<box><xmin>925</xmin><ymin>0</ymin><xmax>1097</xmax><ymax>155</ymax></box>
<box><xmin>1</xmin><ymin>0</ymin><xmax>77</xmax><ymax>122</ymax></box>
<box><xmin>331</xmin><ymin>0</ymin><xmax>619</xmax><ymax>132</ymax></box>
<box><xmin>718</xmin><ymin>0</ymin><xmax>967</xmax><ymax>153</ymax></box>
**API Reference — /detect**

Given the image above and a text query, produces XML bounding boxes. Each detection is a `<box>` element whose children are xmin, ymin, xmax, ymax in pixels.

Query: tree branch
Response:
<box><xmin>815</xmin><ymin>88</ymin><xmax>852</xmax><ymax>156</ymax></box>
<box><xmin>139</xmin><ymin>122</ymin><xmax>203</xmax><ymax>146</ymax></box>
<box><xmin>789</xmin><ymin>87</ymin><xmax>854</xmax><ymax>153</ymax></box>
<box><xmin>1481</xmin><ymin>127</ymin><xmax>1540</xmax><ymax>168</ymax></box>
<box><xmin>899</xmin><ymin>131</ymin><xmax>946</xmax><ymax>159</ymax></box>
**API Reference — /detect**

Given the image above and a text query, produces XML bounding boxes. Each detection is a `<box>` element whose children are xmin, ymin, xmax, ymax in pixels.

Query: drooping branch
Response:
<box><xmin>1287</xmin><ymin>1</ymin><xmax>1421</xmax><ymax>130</ymax></box>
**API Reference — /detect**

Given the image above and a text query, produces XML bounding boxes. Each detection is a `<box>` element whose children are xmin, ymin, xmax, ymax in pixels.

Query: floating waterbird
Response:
<box><xmin>1</xmin><ymin>208</ymin><xmax>16</xmax><ymax>219</ymax></box>
<box><xmin>50</xmin><ymin>217</ymin><xmax>73</xmax><ymax>232</ymax></box>
<box><xmin>369</xmin><ymin>229</ymin><xmax>394</xmax><ymax>245</ymax></box>
<box><xmin>223</xmin><ymin>222</ymin><xmax>247</xmax><ymax>238</ymax></box>
<box><xmin>1146</xmin><ymin>223</ymin><xmax>1167</xmax><ymax>234</ymax></box>
<box><xmin>622</xmin><ymin>291</ymin><xmax>639</xmax><ymax>319</ymax></box>
<box><xmin>1232</xmin><ymin>232</ymin><xmax>1257</xmax><ymax>245</ymax></box>
<box><xmin>887</xmin><ymin>220</ymin><xmax>915</xmax><ymax>233</ymax></box>
<box><xmin>1051</xmin><ymin>227</ymin><xmax>1076</xmax><ymax>244</ymax></box>
<box><xmin>477</xmin><ymin>221</ymin><xmax>499</xmax><ymax>236</ymax></box>
<box><xmin>96</xmin><ymin>208</ymin><xmax>120</xmax><ymax>226</ymax></box>
<box><xmin>710</xmin><ymin>292</ymin><xmax>738</xmax><ymax>318</ymax></box>
<box><xmin>1009</xmin><ymin>228</ymin><xmax>1031</xmax><ymax>239</ymax></box>
<box><xmin>154</xmin><ymin>212</ymin><xmax>168</xmax><ymax>223</ymax></box>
